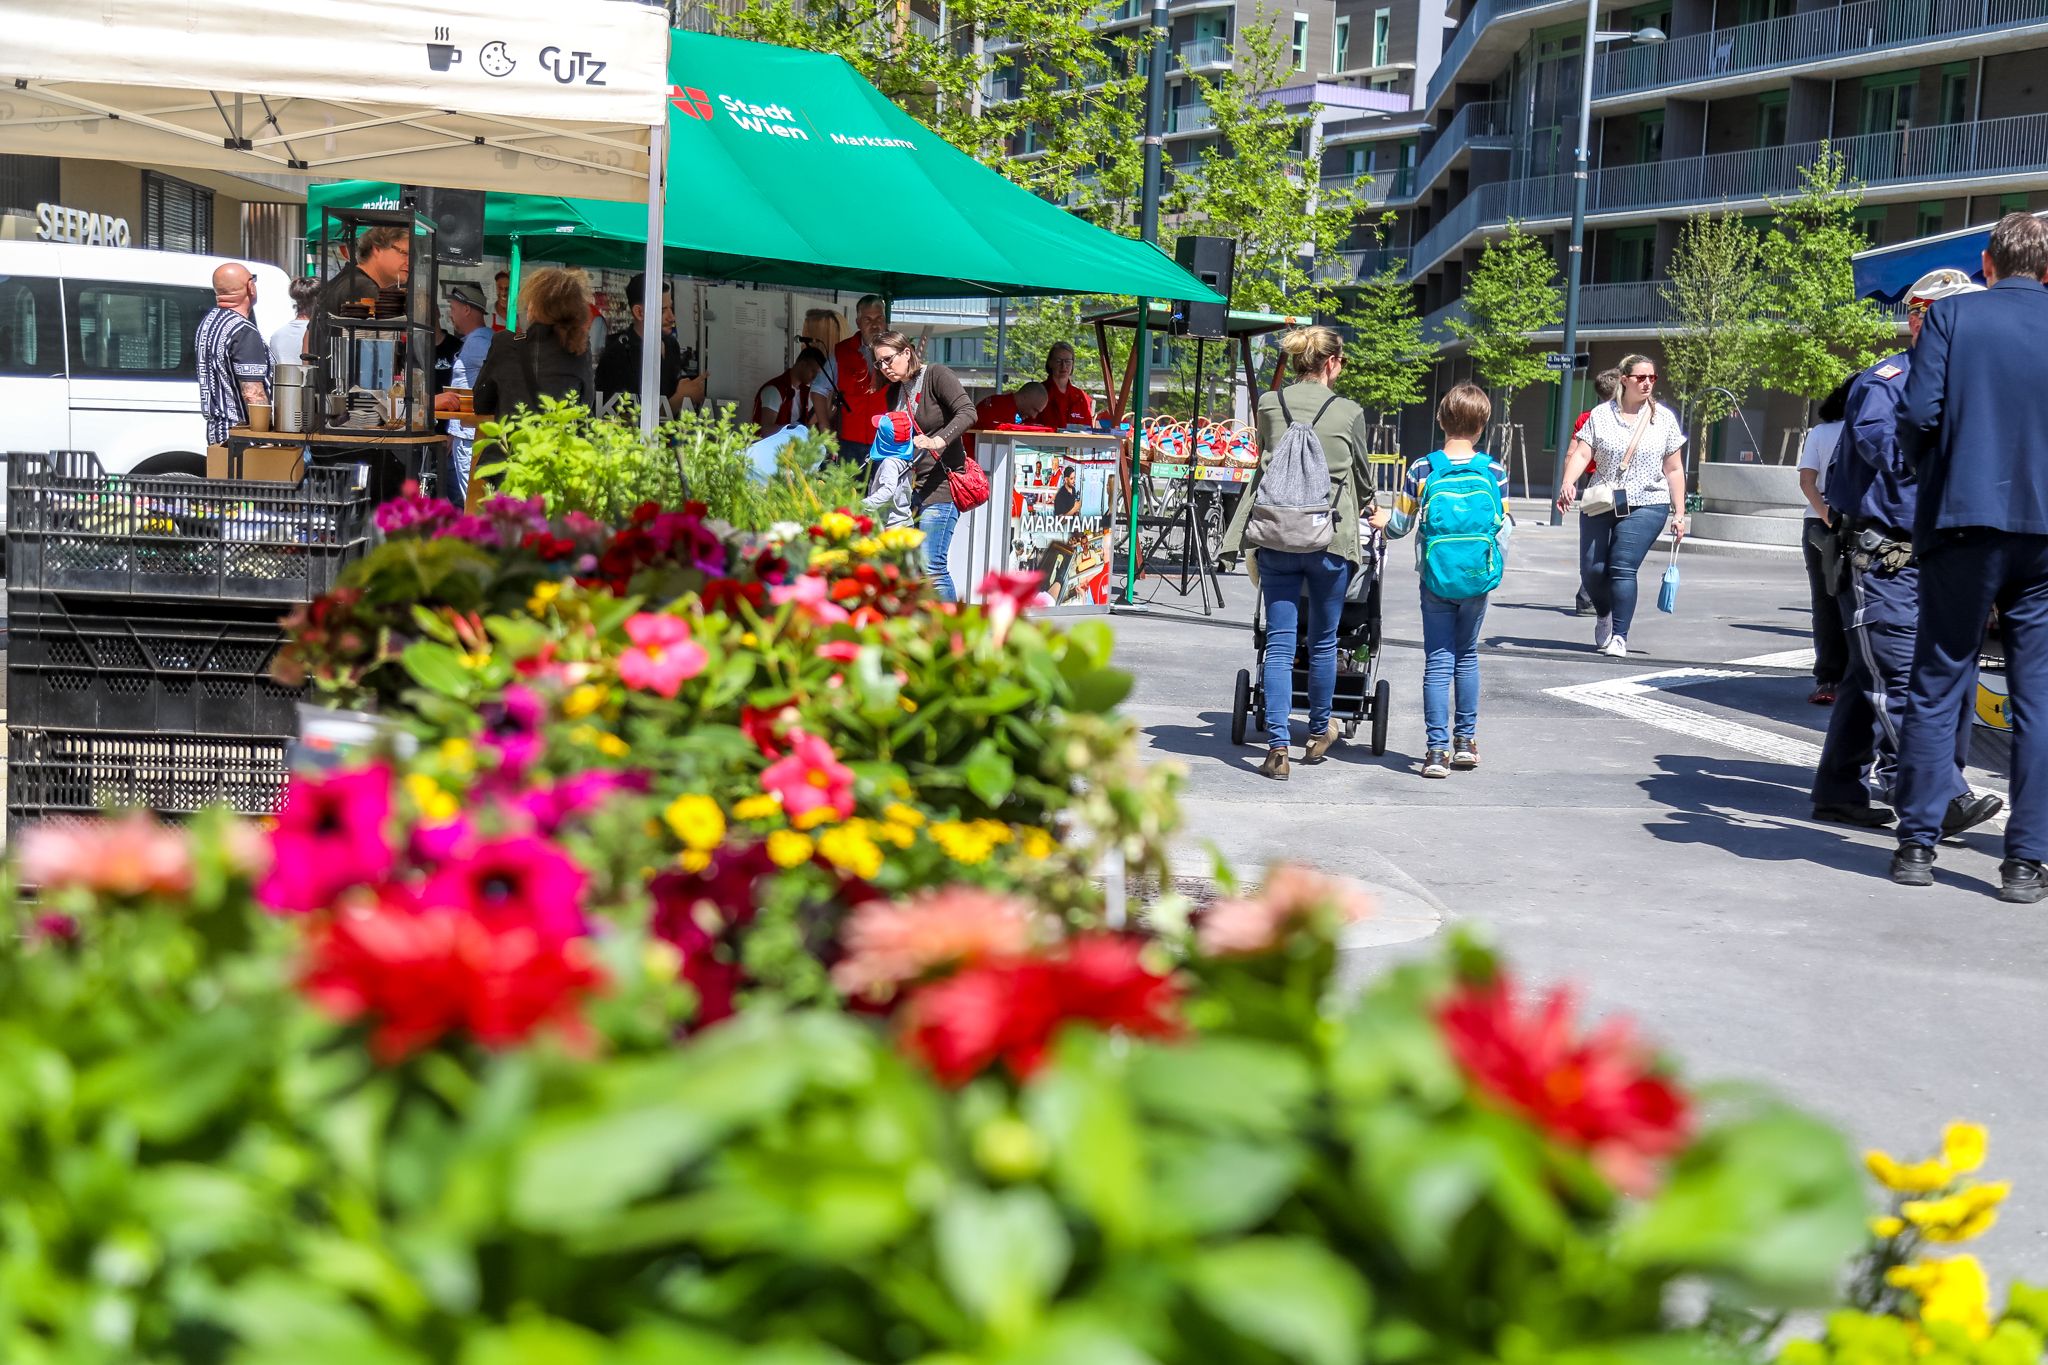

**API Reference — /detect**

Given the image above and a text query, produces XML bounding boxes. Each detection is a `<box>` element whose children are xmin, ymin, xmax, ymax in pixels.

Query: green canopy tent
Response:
<box><xmin>308</xmin><ymin>31</ymin><xmax>1218</xmax><ymax>305</ymax></box>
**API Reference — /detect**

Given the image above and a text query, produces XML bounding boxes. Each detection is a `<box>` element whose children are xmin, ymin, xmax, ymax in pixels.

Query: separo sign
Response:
<box><xmin>36</xmin><ymin>202</ymin><xmax>131</xmax><ymax>247</ymax></box>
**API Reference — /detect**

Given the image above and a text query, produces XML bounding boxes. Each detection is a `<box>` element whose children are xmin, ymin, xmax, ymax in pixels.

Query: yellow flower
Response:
<box><xmin>879</xmin><ymin>526</ymin><xmax>925</xmax><ymax>552</ymax></box>
<box><xmin>883</xmin><ymin>803</ymin><xmax>926</xmax><ymax>829</ymax></box>
<box><xmin>900</xmin><ymin>696</ymin><xmax>919</xmax><ymax>713</ymax></box>
<box><xmin>874</xmin><ymin>820</ymin><xmax>917</xmax><ymax>850</ymax></box>
<box><xmin>664</xmin><ymin>794</ymin><xmax>727</xmax><ymax>853</ymax></box>
<box><xmin>568</xmin><ymin>725</ymin><xmax>630</xmax><ymax>759</ymax></box>
<box><xmin>732</xmin><ymin>794</ymin><xmax>782</xmax><ymax>822</ymax></box>
<box><xmin>817</xmin><ymin>823</ymin><xmax>885</xmax><ymax>879</ymax></box>
<box><xmin>562</xmin><ymin>684</ymin><xmax>605</xmax><ymax>720</ymax></box>
<box><xmin>1866</xmin><ymin>1149</ymin><xmax>1955</xmax><ymax>1195</ymax></box>
<box><xmin>740</xmin><ymin>632</ymin><xmax>759</xmax><ymax>647</ymax></box>
<box><xmin>527</xmin><ymin>581</ymin><xmax>563</xmax><ymax>614</ymax></box>
<box><xmin>1886</xmin><ymin>1256</ymin><xmax>1993</xmax><ymax>1341</ymax></box>
<box><xmin>816</xmin><ymin>511</ymin><xmax>859</xmax><ymax>542</ymax></box>
<box><xmin>792</xmin><ymin>804</ymin><xmax>841</xmax><ymax>832</ymax></box>
<box><xmin>852</xmin><ymin>537</ymin><xmax>882</xmax><ymax>557</ymax></box>
<box><xmin>929</xmin><ymin>820</ymin><xmax>997</xmax><ymax>866</ymax></box>
<box><xmin>765</xmin><ymin>829</ymin><xmax>814</xmax><ymax>868</ymax></box>
<box><xmin>978</xmin><ymin>820</ymin><xmax>1014</xmax><ymax>845</ymax></box>
<box><xmin>679</xmin><ymin>849</ymin><xmax>713</xmax><ymax>873</ymax></box>
<box><xmin>1942</xmin><ymin>1122</ymin><xmax>1988</xmax><ymax>1176</ymax></box>
<box><xmin>1903</xmin><ymin>1182</ymin><xmax>2010</xmax><ymax>1244</ymax></box>
<box><xmin>437</xmin><ymin>738</ymin><xmax>476</xmax><ymax>775</ymax></box>
<box><xmin>404</xmin><ymin>773</ymin><xmax>459</xmax><ymax>824</ymax></box>
<box><xmin>1016</xmin><ymin>826</ymin><xmax>1059</xmax><ymax>860</ymax></box>
<box><xmin>1869</xmin><ymin>1215</ymin><xmax>1906</xmax><ymax>1240</ymax></box>
<box><xmin>459</xmin><ymin>650</ymin><xmax>491</xmax><ymax>670</ymax></box>
<box><xmin>809</xmin><ymin>548</ymin><xmax>849</xmax><ymax>572</ymax></box>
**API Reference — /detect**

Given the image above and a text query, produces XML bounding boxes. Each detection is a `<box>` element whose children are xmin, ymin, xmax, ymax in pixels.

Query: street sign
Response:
<box><xmin>1544</xmin><ymin>352</ymin><xmax>1592</xmax><ymax>370</ymax></box>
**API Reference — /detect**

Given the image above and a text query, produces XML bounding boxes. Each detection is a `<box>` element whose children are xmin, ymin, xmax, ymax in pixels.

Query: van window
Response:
<box><xmin>0</xmin><ymin>275</ymin><xmax>63</xmax><ymax>379</ymax></box>
<box><xmin>64</xmin><ymin>280</ymin><xmax>213</xmax><ymax>380</ymax></box>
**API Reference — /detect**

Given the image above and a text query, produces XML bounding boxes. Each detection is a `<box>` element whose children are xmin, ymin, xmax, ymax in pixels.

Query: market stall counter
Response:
<box><xmin>953</xmin><ymin>430</ymin><xmax>1124</xmax><ymax>614</ymax></box>
<box><xmin>217</xmin><ymin>429</ymin><xmax>448</xmax><ymax>502</ymax></box>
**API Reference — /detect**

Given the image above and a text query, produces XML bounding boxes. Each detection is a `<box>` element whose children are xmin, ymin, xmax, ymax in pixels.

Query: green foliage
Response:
<box><xmin>1449</xmin><ymin>220</ymin><xmax>1565</xmax><ymax>407</ymax></box>
<box><xmin>1661</xmin><ymin>212</ymin><xmax>1766</xmax><ymax>435</ymax></box>
<box><xmin>473</xmin><ymin>400</ymin><xmax>848</xmax><ymax>528</ymax></box>
<box><xmin>1756</xmin><ymin>145</ymin><xmax>1898</xmax><ymax>406</ymax></box>
<box><xmin>1337</xmin><ymin>218</ymin><xmax>1431</xmax><ymax>420</ymax></box>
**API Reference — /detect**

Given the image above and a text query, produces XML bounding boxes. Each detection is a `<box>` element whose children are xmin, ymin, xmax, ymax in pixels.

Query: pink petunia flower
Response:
<box><xmin>772</xmin><ymin>573</ymin><xmax>852</xmax><ymax>625</ymax></box>
<box><xmin>977</xmin><ymin>569</ymin><xmax>1046</xmax><ymax>644</ymax></box>
<box><xmin>618</xmin><ymin>613</ymin><xmax>708</xmax><ymax>699</ymax></box>
<box><xmin>815</xmin><ymin>640</ymin><xmax>862</xmax><ymax>663</ymax></box>
<box><xmin>832</xmin><ymin>887</ymin><xmax>1038</xmax><ymax>1001</ymax></box>
<box><xmin>759</xmin><ymin>730</ymin><xmax>856</xmax><ymax>824</ymax></box>
<box><xmin>1196</xmin><ymin>865</ymin><xmax>1375</xmax><ymax>958</ymax></box>
<box><xmin>17</xmin><ymin>811</ymin><xmax>193</xmax><ymax>899</ymax></box>
<box><xmin>258</xmin><ymin>765</ymin><xmax>395</xmax><ymax>913</ymax></box>
<box><xmin>419</xmin><ymin>834</ymin><xmax>590</xmax><ymax>946</ymax></box>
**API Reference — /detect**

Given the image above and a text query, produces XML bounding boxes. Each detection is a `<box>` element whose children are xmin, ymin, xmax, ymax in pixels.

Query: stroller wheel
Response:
<box><xmin>1342</xmin><ymin>719</ymin><xmax>1359</xmax><ymax>740</ymax></box>
<box><xmin>1370</xmin><ymin>678</ymin><xmax>1392</xmax><ymax>756</ymax></box>
<box><xmin>1230</xmin><ymin>669</ymin><xmax>1251</xmax><ymax>747</ymax></box>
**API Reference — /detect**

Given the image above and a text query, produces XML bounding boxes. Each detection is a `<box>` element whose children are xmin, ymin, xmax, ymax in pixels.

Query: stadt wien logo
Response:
<box><xmin>670</xmin><ymin>86</ymin><xmax>715</xmax><ymax>120</ymax></box>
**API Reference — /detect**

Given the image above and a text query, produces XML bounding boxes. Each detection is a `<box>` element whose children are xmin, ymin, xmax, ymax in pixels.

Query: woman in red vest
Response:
<box><xmin>1042</xmin><ymin>341</ymin><xmax>1098</xmax><ymax>430</ymax></box>
<box><xmin>812</xmin><ymin>295</ymin><xmax>892</xmax><ymax>465</ymax></box>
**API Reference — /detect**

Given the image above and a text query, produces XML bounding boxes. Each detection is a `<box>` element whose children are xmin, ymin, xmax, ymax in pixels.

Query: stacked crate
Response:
<box><xmin>5</xmin><ymin>450</ymin><xmax>373</xmax><ymax>833</ymax></box>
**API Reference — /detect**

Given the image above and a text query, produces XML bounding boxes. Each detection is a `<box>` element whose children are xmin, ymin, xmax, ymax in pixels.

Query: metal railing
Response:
<box><xmin>1168</xmin><ymin>100</ymin><xmax>1217</xmax><ymax>133</ymax></box>
<box><xmin>1596</xmin><ymin>0</ymin><xmax>2048</xmax><ymax>98</ymax></box>
<box><xmin>1423</xmin><ymin>276</ymin><xmax>1909</xmax><ymax>345</ymax></box>
<box><xmin>1404</xmin><ymin>111</ymin><xmax>2048</xmax><ymax>279</ymax></box>
<box><xmin>1409</xmin><ymin>99</ymin><xmax>1515</xmax><ymax>199</ymax></box>
<box><xmin>1427</xmin><ymin>0</ymin><xmax>1578</xmax><ymax>112</ymax></box>
<box><xmin>1179</xmin><ymin>36</ymin><xmax>1233</xmax><ymax>67</ymax></box>
<box><xmin>1322</xmin><ymin>167</ymin><xmax>1414</xmax><ymax>201</ymax></box>
<box><xmin>1340</xmin><ymin>247</ymin><xmax>1410</xmax><ymax>278</ymax></box>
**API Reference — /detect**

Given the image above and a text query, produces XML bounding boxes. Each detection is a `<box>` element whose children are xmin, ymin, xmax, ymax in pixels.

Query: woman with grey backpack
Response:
<box><xmin>1220</xmin><ymin>326</ymin><xmax>1375</xmax><ymax>781</ymax></box>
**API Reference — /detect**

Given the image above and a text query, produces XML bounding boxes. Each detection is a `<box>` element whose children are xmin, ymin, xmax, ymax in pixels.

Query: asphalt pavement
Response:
<box><xmin>1108</xmin><ymin>504</ymin><xmax>2048</xmax><ymax>1283</ymax></box>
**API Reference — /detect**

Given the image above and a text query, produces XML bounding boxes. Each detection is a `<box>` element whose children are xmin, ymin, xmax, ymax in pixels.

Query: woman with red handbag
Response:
<box><xmin>873</xmin><ymin>332</ymin><xmax>982</xmax><ymax>602</ymax></box>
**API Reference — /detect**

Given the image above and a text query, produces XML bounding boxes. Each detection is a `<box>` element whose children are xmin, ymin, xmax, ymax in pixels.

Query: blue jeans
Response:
<box><xmin>1257</xmin><ymin>549</ymin><xmax>1351</xmax><ymax>750</ymax></box>
<box><xmin>1579</xmin><ymin>502</ymin><xmax>1670</xmax><ymax>636</ymax></box>
<box><xmin>920</xmin><ymin>501</ymin><xmax>960</xmax><ymax>603</ymax></box>
<box><xmin>1421</xmin><ymin>587</ymin><xmax>1488</xmax><ymax>751</ymax></box>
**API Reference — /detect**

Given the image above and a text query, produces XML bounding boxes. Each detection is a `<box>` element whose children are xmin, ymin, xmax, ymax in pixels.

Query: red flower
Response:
<box><xmin>760</xmin><ymin>730</ymin><xmax>856</xmax><ymax>824</ymax></box>
<box><xmin>1437</xmin><ymin>976</ymin><xmax>1691</xmax><ymax>1192</ymax></box>
<box><xmin>900</xmin><ymin>934</ymin><xmax>1181</xmax><ymax>1085</ymax></box>
<box><xmin>649</xmin><ymin>844</ymin><xmax>775</xmax><ymax>1027</ymax></box>
<box><xmin>420</xmin><ymin>834</ymin><xmax>590</xmax><ymax>945</ymax></box>
<box><xmin>259</xmin><ymin>765</ymin><xmax>395</xmax><ymax>913</ymax></box>
<box><xmin>740</xmin><ymin>703</ymin><xmax>799</xmax><ymax>759</ymax></box>
<box><xmin>977</xmin><ymin>569</ymin><xmax>1048</xmax><ymax>644</ymax></box>
<box><xmin>815</xmin><ymin>640</ymin><xmax>862</xmax><ymax>663</ymax></box>
<box><xmin>702</xmin><ymin>576</ymin><xmax>767</xmax><ymax>615</ymax></box>
<box><xmin>301</xmin><ymin>891</ymin><xmax>605</xmax><ymax>1062</ymax></box>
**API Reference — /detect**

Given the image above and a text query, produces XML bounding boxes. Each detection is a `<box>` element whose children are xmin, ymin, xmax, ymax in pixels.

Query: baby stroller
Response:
<box><xmin>1229</xmin><ymin>529</ymin><xmax>1392</xmax><ymax>755</ymax></box>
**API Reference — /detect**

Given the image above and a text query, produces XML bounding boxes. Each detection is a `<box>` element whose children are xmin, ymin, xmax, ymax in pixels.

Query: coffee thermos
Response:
<box><xmin>273</xmin><ymin>362</ymin><xmax>314</xmax><ymax>433</ymax></box>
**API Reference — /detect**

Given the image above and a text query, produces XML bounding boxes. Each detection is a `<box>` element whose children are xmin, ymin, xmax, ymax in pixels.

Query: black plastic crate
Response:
<box><xmin>6</xmin><ymin>450</ymin><xmax>372</xmax><ymax>604</ymax></box>
<box><xmin>7</xmin><ymin>726</ymin><xmax>290</xmax><ymax>833</ymax></box>
<box><xmin>6</xmin><ymin>593</ymin><xmax>303</xmax><ymax>737</ymax></box>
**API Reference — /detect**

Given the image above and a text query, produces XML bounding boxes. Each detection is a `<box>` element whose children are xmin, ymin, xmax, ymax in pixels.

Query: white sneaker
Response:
<box><xmin>1601</xmin><ymin>634</ymin><xmax>1629</xmax><ymax>658</ymax></box>
<box><xmin>1594</xmin><ymin>613</ymin><xmax>1614</xmax><ymax>649</ymax></box>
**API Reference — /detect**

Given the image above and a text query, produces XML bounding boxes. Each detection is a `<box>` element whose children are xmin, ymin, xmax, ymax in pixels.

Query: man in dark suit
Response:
<box><xmin>1890</xmin><ymin>211</ymin><xmax>2048</xmax><ymax>900</ymax></box>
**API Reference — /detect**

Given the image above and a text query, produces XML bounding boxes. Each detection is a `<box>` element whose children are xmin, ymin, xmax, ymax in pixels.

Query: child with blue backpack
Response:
<box><xmin>1370</xmin><ymin>382</ymin><xmax>1511</xmax><ymax>779</ymax></box>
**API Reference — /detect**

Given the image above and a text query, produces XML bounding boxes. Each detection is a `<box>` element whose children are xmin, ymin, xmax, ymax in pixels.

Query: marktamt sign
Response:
<box><xmin>36</xmin><ymin>202</ymin><xmax>130</xmax><ymax>246</ymax></box>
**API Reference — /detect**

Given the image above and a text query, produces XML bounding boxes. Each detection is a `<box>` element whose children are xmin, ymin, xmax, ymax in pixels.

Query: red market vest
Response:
<box><xmin>1043</xmin><ymin>380</ymin><xmax>1096</xmax><ymax>430</ymax></box>
<box><xmin>832</xmin><ymin>336</ymin><xmax>890</xmax><ymax>444</ymax></box>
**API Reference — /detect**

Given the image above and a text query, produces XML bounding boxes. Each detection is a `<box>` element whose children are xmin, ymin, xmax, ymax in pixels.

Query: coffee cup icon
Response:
<box><xmin>427</xmin><ymin>43</ymin><xmax>463</xmax><ymax>70</ymax></box>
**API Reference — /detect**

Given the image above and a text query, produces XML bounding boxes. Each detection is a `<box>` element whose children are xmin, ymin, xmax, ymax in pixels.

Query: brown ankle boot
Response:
<box><xmin>1259</xmin><ymin>747</ymin><xmax>1291</xmax><ymax>781</ymax></box>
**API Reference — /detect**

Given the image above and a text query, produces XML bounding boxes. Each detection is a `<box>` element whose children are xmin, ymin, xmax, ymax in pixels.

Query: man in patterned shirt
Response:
<box><xmin>196</xmin><ymin>263</ymin><xmax>271</xmax><ymax>452</ymax></box>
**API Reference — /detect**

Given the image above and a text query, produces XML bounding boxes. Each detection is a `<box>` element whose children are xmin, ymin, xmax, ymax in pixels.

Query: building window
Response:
<box><xmin>1372</xmin><ymin>8</ymin><xmax>1391</xmax><ymax>66</ymax></box>
<box><xmin>1859</xmin><ymin>73</ymin><xmax>1916</xmax><ymax>137</ymax></box>
<box><xmin>1292</xmin><ymin>13</ymin><xmax>1309</xmax><ymax>70</ymax></box>
<box><xmin>0</xmin><ymin>154</ymin><xmax>61</xmax><ymax>219</ymax></box>
<box><xmin>1334</xmin><ymin>16</ymin><xmax>1350</xmax><ymax>70</ymax></box>
<box><xmin>1941</xmin><ymin>63</ymin><xmax>1970</xmax><ymax>124</ymax></box>
<box><xmin>1917</xmin><ymin>202</ymin><xmax>1945</xmax><ymax>237</ymax></box>
<box><xmin>1637</xmin><ymin>108</ymin><xmax>1664</xmax><ymax>163</ymax></box>
<box><xmin>1756</xmin><ymin>90</ymin><xmax>1788</xmax><ymax>149</ymax></box>
<box><xmin>1853</xmin><ymin>205</ymin><xmax>1888</xmax><ymax>247</ymax></box>
<box><xmin>1612</xmin><ymin>227</ymin><xmax>1657</xmax><ymax>283</ymax></box>
<box><xmin>2002</xmin><ymin>191</ymin><xmax>2031</xmax><ymax>214</ymax></box>
<box><xmin>63</xmin><ymin>278</ymin><xmax>212</xmax><ymax>379</ymax></box>
<box><xmin>142</xmin><ymin>172</ymin><xmax>214</xmax><ymax>254</ymax></box>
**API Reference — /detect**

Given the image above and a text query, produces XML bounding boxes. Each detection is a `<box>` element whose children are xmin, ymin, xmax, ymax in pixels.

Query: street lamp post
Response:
<box><xmin>1123</xmin><ymin>0</ymin><xmax>1171</xmax><ymax>605</ymax></box>
<box><xmin>1545</xmin><ymin>10</ymin><xmax>1664</xmax><ymax>526</ymax></box>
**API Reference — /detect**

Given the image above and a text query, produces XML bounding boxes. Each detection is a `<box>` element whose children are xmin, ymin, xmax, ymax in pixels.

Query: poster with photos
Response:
<box><xmin>1008</xmin><ymin>439</ymin><xmax>1119</xmax><ymax>607</ymax></box>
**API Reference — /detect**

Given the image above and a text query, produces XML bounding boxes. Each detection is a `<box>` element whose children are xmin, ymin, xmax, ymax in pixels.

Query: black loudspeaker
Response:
<box><xmin>403</xmin><ymin>186</ymin><xmax>486</xmax><ymax>266</ymax></box>
<box><xmin>1171</xmin><ymin>235</ymin><xmax>1235</xmax><ymax>340</ymax></box>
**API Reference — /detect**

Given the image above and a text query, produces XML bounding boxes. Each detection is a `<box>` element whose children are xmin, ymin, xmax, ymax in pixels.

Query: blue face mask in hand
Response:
<box><xmin>1658</xmin><ymin>543</ymin><xmax>1681</xmax><ymax>613</ymax></box>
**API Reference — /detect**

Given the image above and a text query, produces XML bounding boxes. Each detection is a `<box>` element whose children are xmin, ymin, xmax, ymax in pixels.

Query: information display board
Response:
<box><xmin>949</xmin><ymin>431</ymin><xmax>1122</xmax><ymax>615</ymax></box>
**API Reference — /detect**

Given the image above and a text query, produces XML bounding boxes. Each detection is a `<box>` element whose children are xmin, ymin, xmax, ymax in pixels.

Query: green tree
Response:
<box><xmin>1755</xmin><ymin>144</ymin><xmax>1896</xmax><ymax>416</ymax></box>
<box><xmin>1336</xmin><ymin>219</ymin><xmax>1428</xmax><ymax>423</ymax></box>
<box><xmin>1448</xmin><ymin>220</ymin><xmax>1564</xmax><ymax>419</ymax></box>
<box><xmin>1659</xmin><ymin>212</ymin><xmax>1765</xmax><ymax>457</ymax></box>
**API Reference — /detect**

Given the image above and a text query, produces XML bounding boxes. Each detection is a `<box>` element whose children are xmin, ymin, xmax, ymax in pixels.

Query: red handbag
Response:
<box><xmin>947</xmin><ymin>456</ymin><xmax>991</xmax><ymax>513</ymax></box>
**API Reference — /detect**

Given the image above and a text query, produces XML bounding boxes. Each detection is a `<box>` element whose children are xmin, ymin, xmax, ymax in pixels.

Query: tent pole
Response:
<box><xmin>640</xmin><ymin>120</ymin><xmax>668</xmax><ymax>441</ymax></box>
<box><xmin>1125</xmin><ymin>303</ymin><xmax>1151</xmax><ymax>607</ymax></box>
<box><xmin>507</xmin><ymin>236</ymin><xmax>522</xmax><ymax>327</ymax></box>
<box><xmin>993</xmin><ymin>298</ymin><xmax>1008</xmax><ymax>391</ymax></box>
<box><xmin>1124</xmin><ymin>0</ymin><xmax>1168</xmax><ymax>606</ymax></box>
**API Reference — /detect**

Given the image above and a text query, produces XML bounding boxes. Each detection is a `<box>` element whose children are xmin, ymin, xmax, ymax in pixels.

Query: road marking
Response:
<box><xmin>1547</xmin><ymin>665</ymin><xmax>2009</xmax><ymax>827</ymax></box>
<box><xmin>1729</xmin><ymin>648</ymin><xmax>1817</xmax><ymax>669</ymax></box>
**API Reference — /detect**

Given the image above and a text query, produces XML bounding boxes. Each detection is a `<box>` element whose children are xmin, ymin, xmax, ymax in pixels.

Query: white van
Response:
<box><xmin>0</xmin><ymin>241</ymin><xmax>293</xmax><ymax>480</ymax></box>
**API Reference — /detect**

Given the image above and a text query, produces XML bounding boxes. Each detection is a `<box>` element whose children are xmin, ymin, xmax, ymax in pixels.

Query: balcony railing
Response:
<box><xmin>1404</xmin><ymin>111</ymin><xmax>2048</xmax><ymax>279</ymax></box>
<box><xmin>1323</xmin><ymin>167</ymin><xmax>1416</xmax><ymax>202</ymax></box>
<box><xmin>1596</xmin><ymin>0</ymin><xmax>2048</xmax><ymax>98</ymax></box>
<box><xmin>1341</xmin><ymin>247</ymin><xmax>1410</xmax><ymax>279</ymax></box>
<box><xmin>1179</xmin><ymin>36</ymin><xmax>1232</xmax><ymax>67</ymax></box>
<box><xmin>1427</xmin><ymin>0</ymin><xmax>1577</xmax><ymax>112</ymax></box>
<box><xmin>1409</xmin><ymin>99</ymin><xmax>1514</xmax><ymax>198</ymax></box>
<box><xmin>1169</xmin><ymin>100</ymin><xmax>1217</xmax><ymax>133</ymax></box>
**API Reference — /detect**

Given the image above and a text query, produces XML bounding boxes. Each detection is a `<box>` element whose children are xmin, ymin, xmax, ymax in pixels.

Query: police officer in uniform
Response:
<box><xmin>1811</xmin><ymin>268</ymin><xmax>2004</xmax><ymax>839</ymax></box>
<box><xmin>1891</xmin><ymin>213</ymin><xmax>2048</xmax><ymax>900</ymax></box>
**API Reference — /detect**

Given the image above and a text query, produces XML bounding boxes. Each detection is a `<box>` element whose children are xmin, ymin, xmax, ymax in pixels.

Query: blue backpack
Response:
<box><xmin>1418</xmin><ymin>451</ymin><xmax>1506</xmax><ymax>600</ymax></box>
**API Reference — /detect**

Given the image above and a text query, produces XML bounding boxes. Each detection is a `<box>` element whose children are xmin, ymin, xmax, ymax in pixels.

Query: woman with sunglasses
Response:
<box><xmin>1555</xmin><ymin>354</ymin><xmax>1689</xmax><ymax>657</ymax></box>
<box><xmin>871</xmin><ymin>332</ymin><xmax>977</xmax><ymax>602</ymax></box>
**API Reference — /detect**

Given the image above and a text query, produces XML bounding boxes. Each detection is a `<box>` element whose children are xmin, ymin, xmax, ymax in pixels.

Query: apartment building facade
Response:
<box><xmin>1322</xmin><ymin>0</ymin><xmax>2048</xmax><ymax>464</ymax></box>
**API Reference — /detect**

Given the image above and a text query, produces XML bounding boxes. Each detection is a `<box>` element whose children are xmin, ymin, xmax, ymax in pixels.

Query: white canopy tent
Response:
<box><xmin>0</xmin><ymin>0</ymin><xmax>675</xmax><ymax>429</ymax></box>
